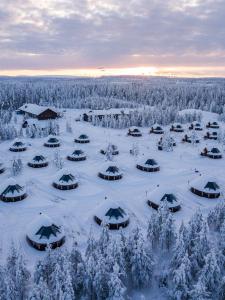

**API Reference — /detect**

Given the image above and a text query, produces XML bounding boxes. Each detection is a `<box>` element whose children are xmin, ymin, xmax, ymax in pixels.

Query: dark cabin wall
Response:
<box><xmin>37</xmin><ymin>109</ymin><xmax>58</xmax><ymax>120</ymax></box>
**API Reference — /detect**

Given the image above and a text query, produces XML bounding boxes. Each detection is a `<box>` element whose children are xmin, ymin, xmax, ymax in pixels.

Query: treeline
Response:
<box><xmin>0</xmin><ymin>201</ymin><xmax>224</xmax><ymax>300</ymax></box>
<box><xmin>0</xmin><ymin>77</ymin><xmax>225</xmax><ymax>113</ymax></box>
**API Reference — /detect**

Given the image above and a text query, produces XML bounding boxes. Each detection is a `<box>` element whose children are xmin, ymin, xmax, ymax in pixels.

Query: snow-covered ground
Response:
<box><xmin>0</xmin><ymin>109</ymin><xmax>224</xmax><ymax>268</ymax></box>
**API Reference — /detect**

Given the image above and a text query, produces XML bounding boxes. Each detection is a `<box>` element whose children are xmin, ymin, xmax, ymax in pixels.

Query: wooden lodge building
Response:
<box><xmin>17</xmin><ymin>103</ymin><xmax>59</xmax><ymax>120</ymax></box>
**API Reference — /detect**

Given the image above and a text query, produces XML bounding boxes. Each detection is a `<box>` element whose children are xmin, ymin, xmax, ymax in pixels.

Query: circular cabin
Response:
<box><xmin>206</xmin><ymin>121</ymin><xmax>219</xmax><ymax>129</ymax></box>
<box><xmin>67</xmin><ymin>149</ymin><xmax>86</xmax><ymax>161</ymax></box>
<box><xmin>53</xmin><ymin>169</ymin><xmax>78</xmax><ymax>190</ymax></box>
<box><xmin>26</xmin><ymin>213</ymin><xmax>65</xmax><ymax>251</ymax></box>
<box><xmin>189</xmin><ymin>122</ymin><xmax>203</xmax><ymax>131</ymax></box>
<box><xmin>127</xmin><ymin>127</ymin><xmax>142</xmax><ymax>137</ymax></box>
<box><xmin>74</xmin><ymin>134</ymin><xmax>90</xmax><ymax>144</ymax></box>
<box><xmin>182</xmin><ymin>134</ymin><xmax>200</xmax><ymax>144</ymax></box>
<box><xmin>9</xmin><ymin>139</ymin><xmax>27</xmax><ymax>152</ymax></box>
<box><xmin>150</xmin><ymin>124</ymin><xmax>164</xmax><ymax>134</ymax></box>
<box><xmin>207</xmin><ymin>147</ymin><xmax>222</xmax><ymax>159</ymax></box>
<box><xmin>137</xmin><ymin>158</ymin><xmax>160</xmax><ymax>172</ymax></box>
<box><xmin>190</xmin><ymin>176</ymin><xmax>220</xmax><ymax>199</ymax></box>
<box><xmin>44</xmin><ymin>136</ymin><xmax>60</xmax><ymax>148</ymax></box>
<box><xmin>28</xmin><ymin>155</ymin><xmax>49</xmax><ymax>168</ymax></box>
<box><xmin>100</xmin><ymin>144</ymin><xmax>119</xmax><ymax>156</ymax></box>
<box><xmin>0</xmin><ymin>178</ymin><xmax>27</xmax><ymax>202</ymax></box>
<box><xmin>0</xmin><ymin>162</ymin><xmax>5</xmax><ymax>174</ymax></box>
<box><xmin>147</xmin><ymin>187</ymin><xmax>181</xmax><ymax>212</ymax></box>
<box><xmin>98</xmin><ymin>164</ymin><xmax>123</xmax><ymax>181</ymax></box>
<box><xmin>94</xmin><ymin>199</ymin><xmax>129</xmax><ymax>229</ymax></box>
<box><xmin>204</xmin><ymin>131</ymin><xmax>217</xmax><ymax>140</ymax></box>
<box><xmin>170</xmin><ymin>123</ymin><xmax>184</xmax><ymax>133</ymax></box>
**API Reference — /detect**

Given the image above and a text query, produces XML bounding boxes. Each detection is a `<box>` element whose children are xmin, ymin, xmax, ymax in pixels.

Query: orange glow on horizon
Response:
<box><xmin>0</xmin><ymin>66</ymin><xmax>225</xmax><ymax>78</ymax></box>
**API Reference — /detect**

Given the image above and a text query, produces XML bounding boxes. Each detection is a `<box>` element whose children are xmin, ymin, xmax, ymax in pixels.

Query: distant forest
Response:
<box><xmin>0</xmin><ymin>76</ymin><xmax>225</xmax><ymax>136</ymax></box>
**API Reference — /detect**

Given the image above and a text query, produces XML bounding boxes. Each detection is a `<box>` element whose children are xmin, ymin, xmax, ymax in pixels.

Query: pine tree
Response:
<box><xmin>129</xmin><ymin>227</ymin><xmax>154</xmax><ymax>289</ymax></box>
<box><xmin>107</xmin><ymin>263</ymin><xmax>126</xmax><ymax>300</ymax></box>
<box><xmin>29</xmin><ymin>277</ymin><xmax>53</xmax><ymax>300</ymax></box>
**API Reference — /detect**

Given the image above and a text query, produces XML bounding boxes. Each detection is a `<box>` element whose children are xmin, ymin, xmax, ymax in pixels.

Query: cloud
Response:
<box><xmin>0</xmin><ymin>0</ymin><xmax>224</xmax><ymax>75</ymax></box>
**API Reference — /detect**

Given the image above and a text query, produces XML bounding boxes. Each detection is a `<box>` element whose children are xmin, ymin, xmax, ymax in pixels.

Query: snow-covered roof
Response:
<box><xmin>152</xmin><ymin>124</ymin><xmax>163</xmax><ymax>130</ymax></box>
<box><xmin>69</xmin><ymin>149</ymin><xmax>86</xmax><ymax>157</ymax></box>
<box><xmin>19</xmin><ymin>103</ymin><xmax>57</xmax><ymax>116</ymax></box>
<box><xmin>148</xmin><ymin>187</ymin><xmax>180</xmax><ymax>208</ymax></box>
<box><xmin>209</xmin><ymin>147</ymin><xmax>221</xmax><ymax>154</ymax></box>
<box><xmin>190</xmin><ymin>175</ymin><xmax>221</xmax><ymax>194</ymax></box>
<box><xmin>95</xmin><ymin>199</ymin><xmax>129</xmax><ymax>224</ymax></box>
<box><xmin>11</xmin><ymin>139</ymin><xmax>26</xmax><ymax>148</ymax></box>
<box><xmin>138</xmin><ymin>158</ymin><xmax>159</xmax><ymax>168</ymax></box>
<box><xmin>53</xmin><ymin>168</ymin><xmax>78</xmax><ymax>186</ymax></box>
<box><xmin>173</xmin><ymin>123</ymin><xmax>183</xmax><ymax>128</ymax></box>
<box><xmin>100</xmin><ymin>163</ymin><xmax>123</xmax><ymax>176</ymax></box>
<box><xmin>26</xmin><ymin>213</ymin><xmax>65</xmax><ymax>244</ymax></box>
<box><xmin>129</xmin><ymin>126</ymin><xmax>140</xmax><ymax>131</ymax></box>
<box><xmin>46</xmin><ymin>135</ymin><xmax>60</xmax><ymax>144</ymax></box>
<box><xmin>77</xmin><ymin>134</ymin><xmax>89</xmax><ymax>140</ymax></box>
<box><xmin>0</xmin><ymin>178</ymin><xmax>26</xmax><ymax>197</ymax></box>
<box><xmin>29</xmin><ymin>155</ymin><xmax>48</xmax><ymax>164</ymax></box>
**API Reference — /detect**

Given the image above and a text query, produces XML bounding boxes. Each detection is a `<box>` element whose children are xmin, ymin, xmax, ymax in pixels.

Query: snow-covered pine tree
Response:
<box><xmin>107</xmin><ymin>263</ymin><xmax>126</xmax><ymax>300</ymax></box>
<box><xmin>129</xmin><ymin>227</ymin><xmax>154</xmax><ymax>289</ymax></box>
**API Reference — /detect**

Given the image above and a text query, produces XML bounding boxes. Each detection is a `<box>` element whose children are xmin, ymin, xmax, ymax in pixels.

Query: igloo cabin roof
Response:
<box><xmin>54</xmin><ymin>169</ymin><xmax>77</xmax><ymax>185</ymax></box>
<box><xmin>47</xmin><ymin>135</ymin><xmax>59</xmax><ymax>143</ymax></box>
<box><xmin>95</xmin><ymin>199</ymin><xmax>129</xmax><ymax>224</ymax></box>
<box><xmin>72</xmin><ymin>149</ymin><xmax>84</xmax><ymax>156</ymax></box>
<box><xmin>210</xmin><ymin>148</ymin><xmax>220</xmax><ymax>154</ymax></box>
<box><xmin>191</xmin><ymin>176</ymin><xmax>220</xmax><ymax>194</ymax></box>
<box><xmin>27</xmin><ymin>213</ymin><xmax>65</xmax><ymax>244</ymax></box>
<box><xmin>129</xmin><ymin>126</ymin><xmax>140</xmax><ymax>132</ymax></box>
<box><xmin>79</xmin><ymin>134</ymin><xmax>88</xmax><ymax>139</ymax></box>
<box><xmin>145</xmin><ymin>159</ymin><xmax>158</xmax><ymax>166</ymax></box>
<box><xmin>0</xmin><ymin>178</ymin><xmax>25</xmax><ymax>197</ymax></box>
<box><xmin>12</xmin><ymin>139</ymin><xmax>25</xmax><ymax>147</ymax></box>
<box><xmin>149</xmin><ymin>187</ymin><xmax>180</xmax><ymax>208</ymax></box>
<box><xmin>106</xmin><ymin>166</ymin><xmax>120</xmax><ymax>174</ymax></box>
<box><xmin>32</xmin><ymin>155</ymin><xmax>46</xmax><ymax>162</ymax></box>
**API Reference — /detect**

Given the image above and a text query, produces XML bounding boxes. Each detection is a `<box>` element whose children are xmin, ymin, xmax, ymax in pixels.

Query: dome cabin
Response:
<box><xmin>9</xmin><ymin>139</ymin><xmax>27</xmax><ymax>152</ymax></box>
<box><xmin>158</xmin><ymin>136</ymin><xmax>176</xmax><ymax>151</ymax></box>
<box><xmin>0</xmin><ymin>178</ymin><xmax>27</xmax><ymax>202</ymax></box>
<box><xmin>28</xmin><ymin>155</ymin><xmax>49</xmax><ymax>168</ymax></box>
<box><xmin>98</xmin><ymin>164</ymin><xmax>123</xmax><ymax>181</ymax></box>
<box><xmin>53</xmin><ymin>169</ymin><xmax>78</xmax><ymax>190</ymax></box>
<box><xmin>44</xmin><ymin>135</ymin><xmax>60</xmax><ymax>148</ymax></box>
<box><xmin>67</xmin><ymin>149</ymin><xmax>86</xmax><ymax>161</ymax></box>
<box><xmin>150</xmin><ymin>124</ymin><xmax>164</xmax><ymax>134</ymax></box>
<box><xmin>136</xmin><ymin>158</ymin><xmax>160</xmax><ymax>172</ymax></box>
<box><xmin>189</xmin><ymin>122</ymin><xmax>203</xmax><ymax>131</ymax></box>
<box><xmin>201</xmin><ymin>147</ymin><xmax>222</xmax><ymax>159</ymax></box>
<box><xmin>147</xmin><ymin>187</ymin><xmax>181</xmax><ymax>212</ymax></box>
<box><xmin>190</xmin><ymin>176</ymin><xmax>221</xmax><ymax>199</ymax></box>
<box><xmin>94</xmin><ymin>199</ymin><xmax>129</xmax><ymax>229</ymax></box>
<box><xmin>26</xmin><ymin>213</ymin><xmax>65</xmax><ymax>251</ymax></box>
<box><xmin>204</xmin><ymin>131</ymin><xmax>218</xmax><ymax>140</ymax></box>
<box><xmin>0</xmin><ymin>162</ymin><xmax>5</xmax><ymax>174</ymax></box>
<box><xmin>170</xmin><ymin>123</ymin><xmax>184</xmax><ymax>133</ymax></box>
<box><xmin>206</xmin><ymin>121</ymin><xmax>219</xmax><ymax>129</ymax></box>
<box><xmin>127</xmin><ymin>127</ymin><xmax>142</xmax><ymax>137</ymax></box>
<box><xmin>74</xmin><ymin>134</ymin><xmax>90</xmax><ymax>144</ymax></box>
<box><xmin>100</xmin><ymin>144</ymin><xmax>119</xmax><ymax>155</ymax></box>
<box><xmin>182</xmin><ymin>134</ymin><xmax>200</xmax><ymax>144</ymax></box>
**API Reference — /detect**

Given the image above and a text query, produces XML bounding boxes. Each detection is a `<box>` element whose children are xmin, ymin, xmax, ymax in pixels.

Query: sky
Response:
<box><xmin>0</xmin><ymin>0</ymin><xmax>225</xmax><ymax>77</ymax></box>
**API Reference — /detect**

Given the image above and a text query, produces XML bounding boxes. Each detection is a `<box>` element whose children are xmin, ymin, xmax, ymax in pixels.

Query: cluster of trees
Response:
<box><xmin>0</xmin><ymin>77</ymin><xmax>225</xmax><ymax>113</ymax></box>
<box><xmin>0</xmin><ymin>201</ymin><xmax>224</xmax><ymax>299</ymax></box>
<box><xmin>91</xmin><ymin>109</ymin><xmax>202</xmax><ymax>129</ymax></box>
